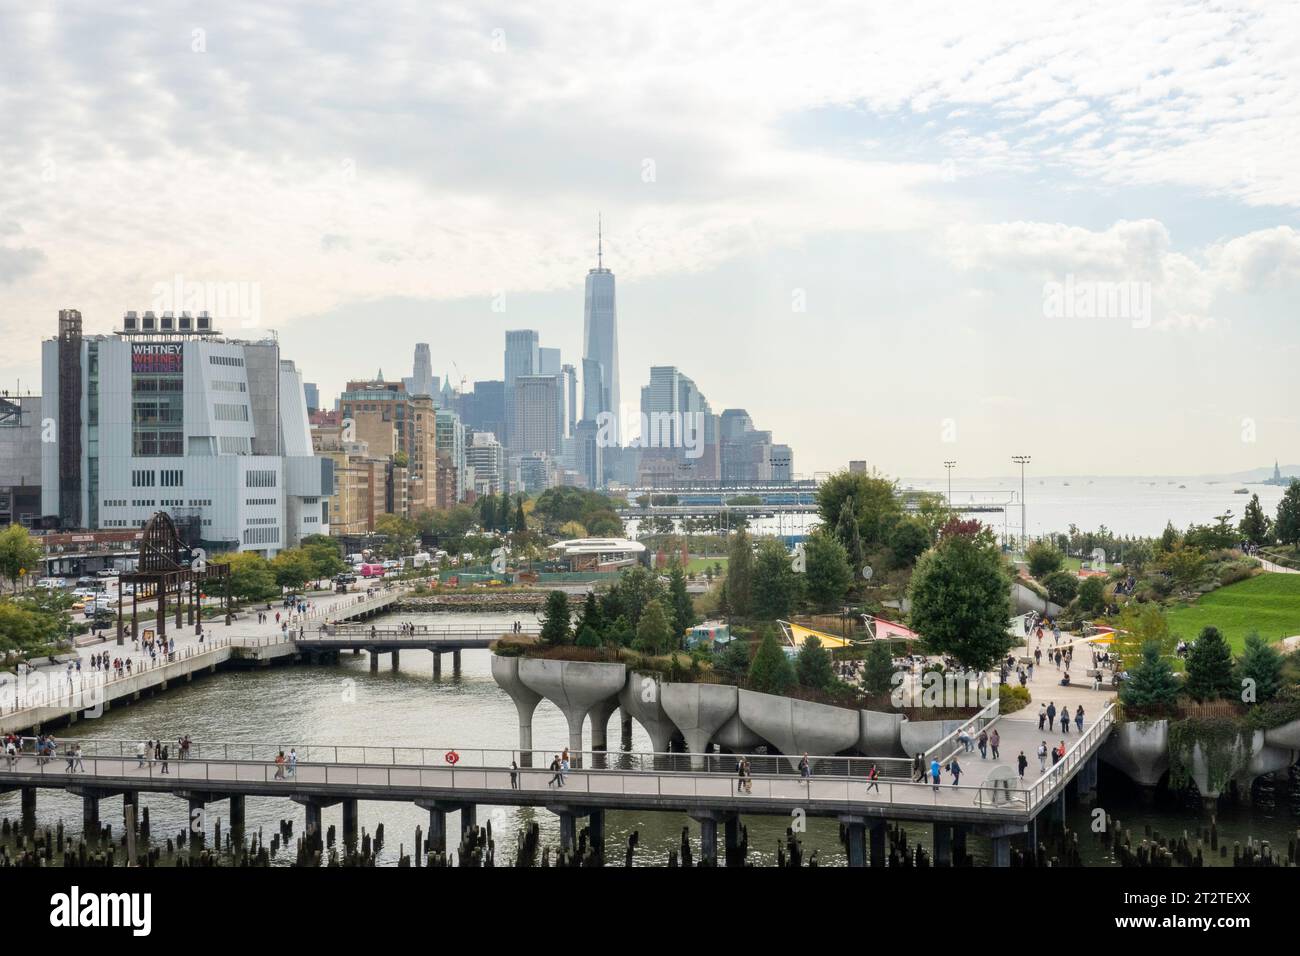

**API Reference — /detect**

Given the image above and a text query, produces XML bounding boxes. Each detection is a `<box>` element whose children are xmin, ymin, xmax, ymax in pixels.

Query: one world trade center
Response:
<box><xmin>582</xmin><ymin>217</ymin><xmax>620</xmax><ymax>443</ymax></box>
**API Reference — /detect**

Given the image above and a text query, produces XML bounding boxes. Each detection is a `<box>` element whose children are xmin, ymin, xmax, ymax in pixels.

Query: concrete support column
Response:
<box><xmin>391</xmin><ymin>650</ymin><xmax>399</xmax><ymax>670</ymax></box>
<box><xmin>342</xmin><ymin>799</ymin><xmax>359</xmax><ymax>843</ymax></box>
<box><xmin>433</xmin><ymin>652</ymin><xmax>442</xmax><ymax>678</ymax></box>
<box><xmin>558</xmin><ymin>812</ymin><xmax>577</xmax><ymax>852</ymax></box>
<box><xmin>83</xmin><ymin>794</ymin><xmax>100</xmax><ymax>829</ymax></box>
<box><xmin>844</xmin><ymin>821</ymin><xmax>866</xmax><ymax>868</ymax></box>
<box><xmin>369</xmin><ymin>650</ymin><xmax>378</xmax><ymax>673</ymax></box>
<box><xmin>588</xmin><ymin>809</ymin><xmax>605</xmax><ymax>857</ymax></box>
<box><xmin>869</xmin><ymin>821</ymin><xmax>887</xmax><ymax>868</ymax></box>
<box><xmin>934</xmin><ymin>824</ymin><xmax>952</xmax><ymax>867</ymax></box>
<box><xmin>303</xmin><ymin>802</ymin><xmax>323</xmax><ymax>842</ymax></box>
<box><xmin>725</xmin><ymin>815</ymin><xmax>741</xmax><ymax>867</ymax></box>
<box><xmin>698</xmin><ymin>816</ymin><xmax>718</xmax><ymax>864</ymax></box>
<box><xmin>952</xmin><ymin>825</ymin><xmax>968</xmax><ymax>864</ymax></box>
<box><xmin>229</xmin><ymin>794</ymin><xmax>246</xmax><ymax>832</ymax></box>
<box><xmin>991</xmin><ymin>835</ymin><xmax>1012</xmax><ymax>867</ymax></box>
<box><xmin>452</xmin><ymin>649</ymin><xmax>461</xmax><ymax>674</ymax></box>
<box><xmin>587</xmin><ymin>697</ymin><xmax>620</xmax><ymax>753</ymax></box>
<box><xmin>426</xmin><ymin>807</ymin><xmax>448</xmax><ymax>852</ymax></box>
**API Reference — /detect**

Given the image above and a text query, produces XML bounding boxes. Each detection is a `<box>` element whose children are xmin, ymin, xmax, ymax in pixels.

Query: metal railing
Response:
<box><xmin>0</xmin><ymin>639</ymin><xmax>234</xmax><ymax>716</ymax></box>
<box><xmin>1023</xmin><ymin>701</ymin><xmax>1116</xmax><ymax>812</ymax></box>
<box><xmin>316</xmin><ymin>624</ymin><xmax>539</xmax><ymax>641</ymax></box>
<box><xmin>923</xmin><ymin>695</ymin><xmax>1001</xmax><ymax>767</ymax></box>
<box><xmin>0</xmin><ymin>749</ymin><xmax>1038</xmax><ymax>813</ymax></box>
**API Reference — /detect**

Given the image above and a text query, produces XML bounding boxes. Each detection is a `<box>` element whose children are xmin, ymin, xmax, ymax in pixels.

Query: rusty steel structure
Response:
<box><xmin>115</xmin><ymin>512</ymin><xmax>231</xmax><ymax>645</ymax></box>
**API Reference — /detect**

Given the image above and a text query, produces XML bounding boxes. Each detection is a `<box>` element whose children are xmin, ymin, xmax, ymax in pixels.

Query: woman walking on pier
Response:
<box><xmin>913</xmin><ymin>752</ymin><xmax>926</xmax><ymax>783</ymax></box>
<box><xmin>930</xmin><ymin>757</ymin><xmax>941</xmax><ymax>792</ymax></box>
<box><xmin>1075</xmin><ymin>706</ymin><xmax>1085</xmax><ymax>733</ymax></box>
<box><xmin>1017</xmin><ymin>750</ymin><xmax>1028</xmax><ymax>780</ymax></box>
<box><xmin>1060</xmin><ymin>709</ymin><xmax>1070</xmax><ymax>734</ymax></box>
<box><xmin>274</xmin><ymin>751</ymin><xmax>287</xmax><ymax>780</ymax></box>
<box><xmin>989</xmin><ymin>728</ymin><xmax>1000</xmax><ymax>759</ymax></box>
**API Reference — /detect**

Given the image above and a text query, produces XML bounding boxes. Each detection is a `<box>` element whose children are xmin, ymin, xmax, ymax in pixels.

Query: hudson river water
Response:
<box><xmin>3</xmin><ymin>608</ymin><xmax>1298</xmax><ymax>866</ymax></box>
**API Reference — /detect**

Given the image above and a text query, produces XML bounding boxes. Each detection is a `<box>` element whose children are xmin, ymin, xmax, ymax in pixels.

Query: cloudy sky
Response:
<box><xmin>2</xmin><ymin>1</ymin><xmax>1298</xmax><ymax>478</ymax></box>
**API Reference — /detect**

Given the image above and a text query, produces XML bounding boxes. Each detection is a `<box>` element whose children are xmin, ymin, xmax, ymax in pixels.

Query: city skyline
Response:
<box><xmin>2</xmin><ymin>3</ymin><xmax>1299</xmax><ymax>478</ymax></box>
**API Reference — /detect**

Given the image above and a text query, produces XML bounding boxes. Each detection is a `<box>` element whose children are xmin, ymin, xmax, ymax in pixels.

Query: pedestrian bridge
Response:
<box><xmin>0</xmin><ymin>705</ymin><xmax>1114</xmax><ymax>864</ymax></box>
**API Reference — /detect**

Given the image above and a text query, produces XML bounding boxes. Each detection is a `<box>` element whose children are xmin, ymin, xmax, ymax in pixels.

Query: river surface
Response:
<box><xmin>3</xmin><ymin>610</ymin><xmax>1299</xmax><ymax>866</ymax></box>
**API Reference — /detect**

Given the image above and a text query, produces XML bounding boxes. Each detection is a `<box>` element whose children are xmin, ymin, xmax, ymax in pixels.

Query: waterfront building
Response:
<box><xmin>40</xmin><ymin>309</ymin><xmax>329</xmax><ymax>555</ymax></box>
<box><xmin>0</xmin><ymin>393</ymin><xmax>43</xmax><ymax>528</ymax></box>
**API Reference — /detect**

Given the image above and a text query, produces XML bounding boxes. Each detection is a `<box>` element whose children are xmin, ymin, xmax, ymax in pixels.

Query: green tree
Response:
<box><xmin>836</xmin><ymin>497</ymin><xmax>865</xmax><ymax>572</ymax></box>
<box><xmin>271</xmin><ymin>549</ymin><xmax>315</xmax><ymax>592</ymax></box>
<box><xmin>725</xmin><ymin>528</ymin><xmax>754</xmax><ymax>617</ymax></box>
<box><xmin>1119</xmin><ymin>540</ymin><xmax>1154</xmax><ymax>574</ymax></box>
<box><xmin>538</xmin><ymin>590</ymin><xmax>572</xmax><ymax>645</ymax></box>
<box><xmin>1156</xmin><ymin>521</ymin><xmax>1181</xmax><ymax>554</ymax></box>
<box><xmin>0</xmin><ymin>600</ymin><xmax>64</xmax><ymax>652</ymax></box>
<box><xmin>479</xmin><ymin>493</ymin><xmax>497</xmax><ymax>533</ymax></box>
<box><xmin>576</xmin><ymin>590</ymin><xmax>604</xmax><ymax>637</ymax></box>
<box><xmin>605</xmin><ymin>614</ymin><xmax>634</xmax><ymax>648</ymax></box>
<box><xmin>300</xmin><ymin>536</ymin><xmax>348</xmax><ymax>583</ymax></box>
<box><xmin>1076</xmin><ymin>575</ymin><xmax>1106</xmax><ymax>616</ymax></box>
<box><xmin>667</xmin><ymin>562</ymin><xmax>695</xmax><ymax>641</ymax></box>
<box><xmin>887</xmin><ymin>518</ymin><xmax>931</xmax><ymax>570</ymax></box>
<box><xmin>861</xmin><ymin>641</ymin><xmax>896</xmax><ymax>696</ymax></box>
<box><xmin>1042</xmin><ymin>570</ymin><xmax>1079</xmax><ymax>607</ymax></box>
<box><xmin>514</xmin><ymin>496</ymin><xmax>528</xmax><ymax>535</ymax></box>
<box><xmin>907</xmin><ymin>533</ymin><xmax>1011</xmax><ymax>671</ymax></box>
<box><xmin>1276</xmin><ymin>479</ymin><xmax>1300</xmax><ymax>547</ymax></box>
<box><xmin>1183</xmin><ymin>625</ymin><xmax>1236</xmax><ymax>701</ymax></box>
<box><xmin>214</xmin><ymin>552</ymin><xmax>278</xmax><ymax>602</ymax></box>
<box><xmin>634</xmin><ymin>598</ymin><xmax>673</xmax><ymax>655</ymax></box>
<box><xmin>1237</xmin><ymin>631</ymin><xmax>1284</xmax><ymax>704</ymax></box>
<box><xmin>816</xmin><ymin>470</ymin><xmax>902</xmax><ymax>551</ymax></box>
<box><xmin>575</xmin><ymin>625</ymin><xmax>602</xmax><ymax>648</ymax></box>
<box><xmin>1120</xmin><ymin>640</ymin><xmax>1182</xmax><ymax>713</ymax></box>
<box><xmin>747</xmin><ymin>628</ymin><xmax>795</xmax><ymax>695</ymax></box>
<box><xmin>795</xmin><ymin>635</ymin><xmax>834</xmax><ymax>690</ymax></box>
<box><xmin>1238</xmin><ymin>494</ymin><xmax>1272</xmax><ymax>547</ymax></box>
<box><xmin>374</xmin><ymin>513</ymin><xmax>417</xmax><ymax>558</ymax></box>
<box><xmin>803</xmin><ymin>532</ymin><xmax>853</xmax><ymax>609</ymax></box>
<box><xmin>600</xmin><ymin>564</ymin><xmax>662</xmax><ymax>628</ymax></box>
<box><xmin>715</xmin><ymin>637</ymin><xmax>752</xmax><ymax>684</ymax></box>
<box><xmin>0</xmin><ymin>524</ymin><xmax>42</xmax><ymax>592</ymax></box>
<box><xmin>751</xmin><ymin>538</ymin><xmax>802</xmax><ymax>620</ymax></box>
<box><xmin>1161</xmin><ymin>544</ymin><xmax>1207</xmax><ymax>592</ymax></box>
<box><xmin>1026</xmin><ymin>541</ymin><xmax>1064</xmax><ymax>578</ymax></box>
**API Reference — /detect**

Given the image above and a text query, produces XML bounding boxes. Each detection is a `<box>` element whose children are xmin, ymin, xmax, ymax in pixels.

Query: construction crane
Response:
<box><xmin>451</xmin><ymin>360</ymin><xmax>468</xmax><ymax>395</ymax></box>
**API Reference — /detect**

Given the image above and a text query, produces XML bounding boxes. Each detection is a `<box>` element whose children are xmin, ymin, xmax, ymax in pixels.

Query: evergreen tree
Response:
<box><xmin>725</xmin><ymin>528</ymin><xmax>755</xmax><ymax>617</ymax></box>
<box><xmin>514</xmin><ymin>496</ymin><xmax>528</xmax><ymax>535</ymax></box>
<box><xmin>479</xmin><ymin>493</ymin><xmax>496</xmax><ymax>533</ymax></box>
<box><xmin>576</xmin><ymin>590</ymin><xmax>604</xmax><ymax>637</ymax></box>
<box><xmin>747</xmin><ymin>628</ymin><xmax>795</xmax><ymax>695</ymax></box>
<box><xmin>861</xmin><ymin>641</ymin><xmax>896</xmax><ymax>697</ymax></box>
<box><xmin>716</xmin><ymin>637</ymin><xmax>752</xmax><ymax>684</ymax></box>
<box><xmin>804</xmin><ymin>532</ymin><xmax>853</xmax><ymax>609</ymax></box>
<box><xmin>667</xmin><ymin>563</ymin><xmax>695</xmax><ymax>642</ymax></box>
<box><xmin>1239</xmin><ymin>493</ymin><xmax>1272</xmax><ymax>547</ymax></box>
<box><xmin>575</xmin><ymin>625</ymin><xmax>602</xmax><ymax>648</ymax></box>
<box><xmin>538</xmin><ymin>590</ymin><xmax>572</xmax><ymax>645</ymax></box>
<box><xmin>1120</xmin><ymin>640</ymin><xmax>1182</xmax><ymax>712</ymax></box>
<box><xmin>795</xmin><ymin>635</ymin><xmax>834</xmax><ymax>690</ymax></box>
<box><xmin>1076</xmin><ymin>576</ymin><xmax>1106</xmax><ymax>615</ymax></box>
<box><xmin>836</xmin><ymin>496</ymin><xmax>865</xmax><ymax>572</ymax></box>
<box><xmin>1183</xmin><ymin>625</ymin><xmax>1236</xmax><ymax>701</ymax></box>
<box><xmin>751</xmin><ymin>538</ymin><xmax>802</xmax><ymax>620</ymax></box>
<box><xmin>1026</xmin><ymin>541</ymin><xmax>1064</xmax><ymax>578</ymax></box>
<box><xmin>606</xmin><ymin>614</ymin><xmax>634</xmax><ymax>648</ymax></box>
<box><xmin>1276</xmin><ymin>479</ymin><xmax>1300</xmax><ymax>547</ymax></box>
<box><xmin>634</xmin><ymin>598</ymin><xmax>673</xmax><ymax>656</ymax></box>
<box><xmin>1237</xmin><ymin>631</ymin><xmax>1284</xmax><ymax>704</ymax></box>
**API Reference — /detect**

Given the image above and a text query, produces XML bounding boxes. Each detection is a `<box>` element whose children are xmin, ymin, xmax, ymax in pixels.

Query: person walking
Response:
<box><xmin>274</xmin><ymin>751</ymin><xmax>286</xmax><ymax>780</ymax></box>
<box><xmin>799</xmin><ymin>753</ymin><xmax>811</xmax><ymax>779</ymax></box>
<box><xmin>913</xmin><ymin>752</ymin><xmax>926</xmax><ymax>783</ymax></box>
<box><xmin>990</xmin><ymin>728</ymin><xmax>1001</xmax><ymax>760</ymax></box>
<box><xmin>1075</xmin><ymin>705</ymin><xmax>1085</xmax><ymax>733</ymax></box>
<box><xmin>1017</xmin><ymin>750</ymin><xmax>1028</xmax><ymax>780</ymax></box>
<box><xmin>866</xmin><ymin>763</ymin><xmax>880</xmax><ymax>793</ymax></box>
<box><xmin>737</xmin><ymin>758</ymin><xmax>749</xmax><ymax>795</ymax></box>
<box><xmin>288</xmin><ymin>748</ymin><xmax>298</xmax><ymax>778</ymax></box>
<box><xmin>73</xmin><ymin>744</ymin><xmax>85</xmax><ymax>773</ymax></box>
<box><xmin>1051</xmin><ymin>741</ymin><xmax>1063</xmax><ymax>766</ymax></box>
<box><xmin>136</xmin><ymin>740</ymin><xmax>147</xmax><ymax>768</ymax></box>
<box><xmin>1046</xmin><ymin>701</ymin><xmax>1056</xmax><ymax>730</ymax></box>
<box><xmin>1060</xmin><ymin>709</ymin><xmax>1070</xmax><ymax>734</ymax></box>
<box><xmin>510</xmin><ymin>760</ymin><xmax>519</xmax><ymax>790</ymax></box>
<box><xmin>947</xmin><ymin>757</ymin><xmax>962</xmax><ymax>787</ymax></box>
<box><xmin>1038</xmin><ymin>703</ymin><xmax>1047</xmax><ymax>730</ymax></box>
<box><xmin>977</xmin><ymin>730</ymin><xmax>988</xmax><ymax>759</ymax></box>
<box><xmin>160</xmin><ymin>744</ymin><xmax>169</xmax><ymax>775</ymax></box>
<box><xmin>1037</xmin><ymin>740</ymin><xmax>1048</xmax><ymax>773</ymax></box>
<box><xmin>548</xmin><ymin>754</ymin><xmax>563</xmax><ymax>788</ymax></box>
<box><xmin>930</xmin><ymin>757</ymin><xmax>942</xmax><ymax>792</ymax></box>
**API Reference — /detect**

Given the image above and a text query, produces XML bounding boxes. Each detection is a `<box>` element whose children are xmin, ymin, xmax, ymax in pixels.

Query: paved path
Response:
<box><xmin>1256</xmin><ymin>556</ymin><xmax>1300</xmax><ymax>574</ymax></box>
<box><xmin>931</xmin><ymin>632</ymin><xmax>1117</xmax><ymax>794</ymax></box>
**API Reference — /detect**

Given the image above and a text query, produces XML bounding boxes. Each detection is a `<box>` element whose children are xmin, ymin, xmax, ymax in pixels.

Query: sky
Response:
<box><xmin>1</xmin><ymin>1</ymin><xmax>1298</xmax><ymax>479</ymax></box>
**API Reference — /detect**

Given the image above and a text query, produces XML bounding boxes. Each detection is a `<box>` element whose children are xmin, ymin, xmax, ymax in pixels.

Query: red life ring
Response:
<box><xmin>445</xmin><ymin>750</ymin><xmax>460</xmax><ymax>765</ymax></box>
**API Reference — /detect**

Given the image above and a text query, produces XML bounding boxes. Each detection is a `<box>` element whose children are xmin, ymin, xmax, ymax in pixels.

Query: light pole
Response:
<box><xmin>1011</xmin><ymin>455</ymin><xmax>1031</xmax><ymax>552</ymax></box>
<box><xmin>943</xmin><ymin>461</ymin><xmax>957</xmax><ymax>508</ymax></box>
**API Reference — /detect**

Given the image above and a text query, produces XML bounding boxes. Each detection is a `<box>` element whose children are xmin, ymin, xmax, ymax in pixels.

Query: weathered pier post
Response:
<box><xmin>391</xmin><ymin>650</ymin><xmax>400</xmax><ymax>671</ymax></box>
<box><xmin>452</xmin><ymin>649</ymin><xmax>461</xmax><ymax>674</ymax></box>
<box><xmin>933</xmin><ymin>824</ymin><xmax>952</xmax><ymax>867</ymax></box>
<box><xmin>20</xmin><ymin>786</ymin><xmax>36</xmax><ymax>822</ymax></box>
<box><xmin>692</xmin><ymin>811</ymin><xmax>721</xmax><ymax>865</ymax></box>
<box><xmin>433</xmin><ymin>651</ymin><xmax>442</xmax><ymax>678</ymax></box>
<box><xmin>840</xmin><ymin>815</ymin><xmax>867</xmax><ymax>867</ymax></box>
<box><xmin>229</xmin><ymin>794</ymin><xmax>246</xmax><ymax>832</ymax></box>
<box><xmin>870</xmin><ymin>821</ymin><xmax>887</xmax><ymax>867</ymax></box>
<box><xmin>369</xmin><ymin>649</ymin><xmax>379</xmax><ymax>673</ymax></box>
<box><xmin>342</xmin><ymin>799</ymin><xmax>359</xmax><ymax>843</ymax></box>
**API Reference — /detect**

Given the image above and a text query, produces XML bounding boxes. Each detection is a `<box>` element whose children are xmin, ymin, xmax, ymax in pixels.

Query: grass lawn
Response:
<box><xmin>687</xmin><ymin>556</ymin><xmax>727</xmax><ymax>573</ymax></box>
<box><xmin>1164</xmin><ymin>572</ymin><xmax>1300</xmax><ymax>651</ymax></box>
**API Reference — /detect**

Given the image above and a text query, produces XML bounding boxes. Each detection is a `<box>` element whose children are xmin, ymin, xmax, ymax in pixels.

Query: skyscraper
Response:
<box><xmin>504</xmin><ymin>329</ymin><xmax>539</xmax><ymax>449</ymax></box>
<box><xmin>582</xmin><ymin>218</ymin><xmax>619</xmax><ymax>441</ymax></box>
<box><xmin>409</xmin><ymin>343</ymin><xmax>435</xmax><ymax>397</ymax></box>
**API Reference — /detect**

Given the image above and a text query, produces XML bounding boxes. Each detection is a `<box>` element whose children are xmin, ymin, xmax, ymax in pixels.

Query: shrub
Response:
<box><xmin>999</xmin><ymin>683</ymin><xmax>1031</xmax><ymax>714</ymax></box>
